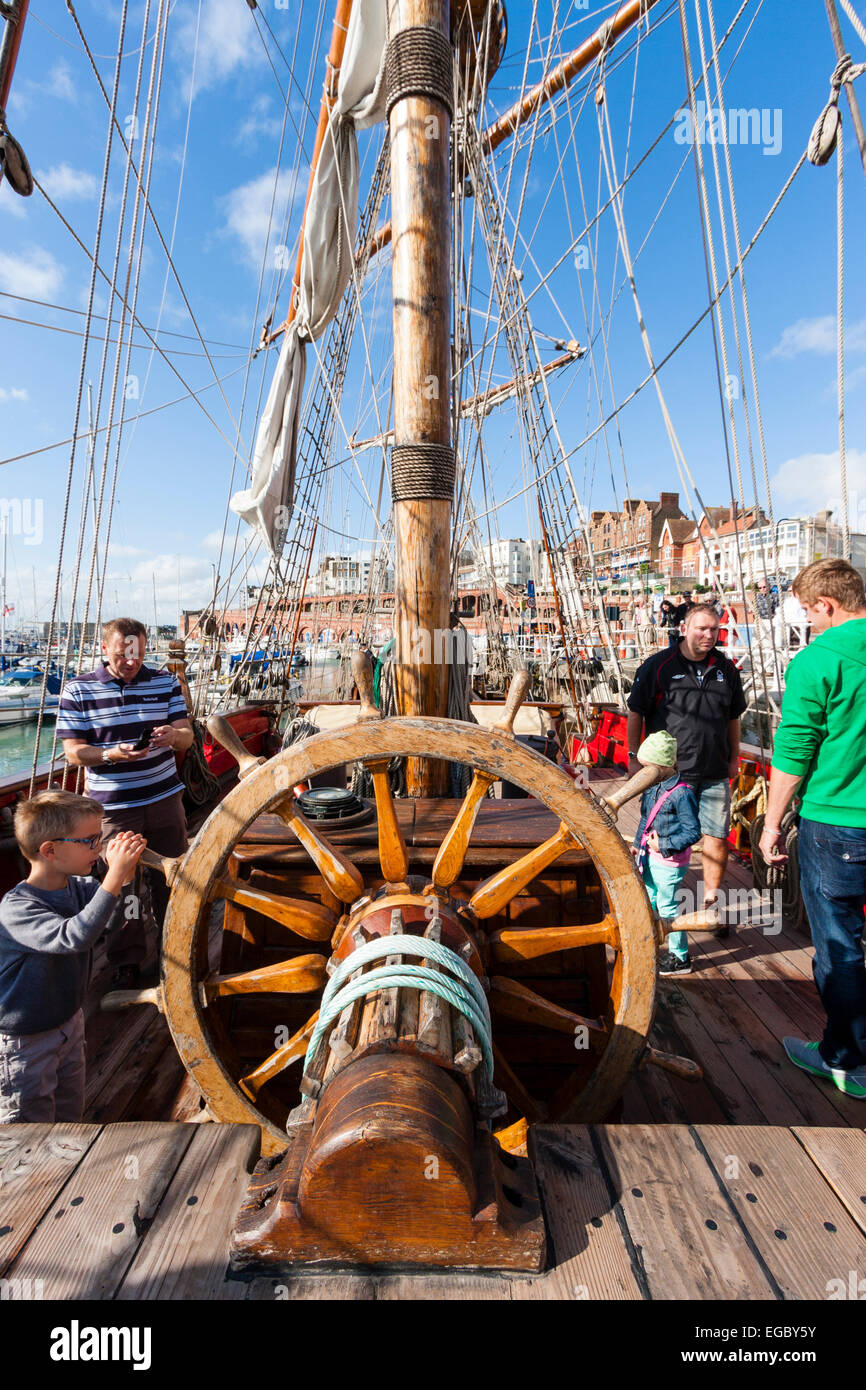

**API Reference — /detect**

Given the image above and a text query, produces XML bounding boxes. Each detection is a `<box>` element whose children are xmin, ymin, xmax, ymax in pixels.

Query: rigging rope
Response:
<box><xmin>29</xmin><ymin>0</ymin><xmax>130</xmax><ymax>794</ymax></box>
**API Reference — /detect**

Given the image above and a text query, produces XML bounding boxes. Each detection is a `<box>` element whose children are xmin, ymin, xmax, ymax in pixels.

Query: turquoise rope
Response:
<box><xmin>304</xmin><ymin>933</ymin><xmax>492</xmax><ymax>1075</ymax></box>
<box><xmin>320</xmin><ymin>934</ymin><xmax>489</xmax><ymax>1021</ymax></box>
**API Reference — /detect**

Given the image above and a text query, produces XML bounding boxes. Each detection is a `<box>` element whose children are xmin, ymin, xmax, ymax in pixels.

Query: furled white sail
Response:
<box><xmin>230</xmin><ymin>0</ymin><xmax>387</xmax><ymax>554</ymax></box>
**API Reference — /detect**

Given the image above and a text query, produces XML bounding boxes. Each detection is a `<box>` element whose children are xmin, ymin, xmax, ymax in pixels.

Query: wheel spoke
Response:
<box><xmin>468</xmin><ymin>823</ymin><xmax>578</xmax><ymax>919</ymax></box>
<box><xmin>489</xmin><ymin>917</ymin><xmax>616</xmax><ymax>964</ymax></box>
<box><xmin>213</xmin><ymin>879</ymin><xmax>337</xmax><ymax>942</ymax></box>
<box><xmin>490</xmin><ymin>976</ymin><xmax>607</xmax><ymax>1038</ymax></box>
<box><xmin>365</xmin><ymin>757</ymin><xmax>409</xmax><ymax>883</ymax></box>
<box><xmin>432</xmin><ymin>770</ymin><xmax>496</xmax><ymax>889</ymax></box>
<box><xmin>201</xmin><ymin>954</ymin><xmax>327</xmax><ymax>1001</ymax></box>
<box><xmin>275</xmin><ymin>798</ymin><xmax>365</xmax><ymax>903</ymax></box>
<box><xmin>238</xmin><ymin>1012</ymin><xmax>319</xmax><ymax>1100</ymax></box>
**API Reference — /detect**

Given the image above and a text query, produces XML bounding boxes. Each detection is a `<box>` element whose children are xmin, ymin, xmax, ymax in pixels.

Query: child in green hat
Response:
<box><xmin>633</xmin><ymin>734</ymin><xmax>701</xmax><ymax>975</ymax></box>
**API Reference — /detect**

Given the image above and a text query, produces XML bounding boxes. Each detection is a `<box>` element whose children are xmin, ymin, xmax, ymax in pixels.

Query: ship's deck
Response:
<box><xmin>2</xmin><ymin>1119</ymin><xmax>864</xmax><ymax>1299</ymax></box>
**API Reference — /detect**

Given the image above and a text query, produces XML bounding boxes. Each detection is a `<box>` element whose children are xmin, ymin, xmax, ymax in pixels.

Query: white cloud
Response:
<box><xmin>0</xmin><ymin>246</ymin><xmax>63</xmax><ymax>298</ymax></box>
<box><xmin>235</xmin><ymin>94</ymin><xmax>283</xmax><ymax>146</ymax></box>
<box><xmin>174</xmin><ymin>0</ymin><xmax>264</xmax><ymax>96</ymax></box>
<box><xmin>36</xmin><ymin>163</ymin><xmax>99</xmax><ymax>202</ymax></box>
<box><xmin>770</xmin><ymin>315</ymin><xmax>866</xmax><ymax>358</ymax></box>
<box><xmin>108</xmin><ymin>543</ymin><xmax>147</xmax><ymax>558</ymax></box>
<box><xmin>7</xmin><ymin>59</ymin><xmax>76</xmax><ymax>116</ymax></box>
<box><xmin>0</xmin><ymin>387</ymin><xmax>28</xmax><ymax>402</ymax></box>
<box><xmin>219</xmin><ymin>166</ymin><xmax>306</xmax><ymax>268</ymax></box>
<box><xmin>47</xmin><ymin>62</ymin><xmax>75</xmax><ymax>101</ymax></box>
<box><xmin>0</xmin><ymin>182</ymin><xmax>28</xmax><ymax>220</ymax></box>
<box><xmin>771</xmin><ymin>448</ymin><xmax>866</xmax><ymax>522</ymax></box>
<box><xmin>99</xmin><ymin>552</ymin><xmax>218</xmax><ymax>623</ymax></box>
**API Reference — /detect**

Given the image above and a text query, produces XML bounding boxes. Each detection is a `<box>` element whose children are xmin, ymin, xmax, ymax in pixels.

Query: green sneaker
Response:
<box><xmin>783</xmin><ymin>1037</ymin><xmax>866</xmax><ymax>1099</ymax></box>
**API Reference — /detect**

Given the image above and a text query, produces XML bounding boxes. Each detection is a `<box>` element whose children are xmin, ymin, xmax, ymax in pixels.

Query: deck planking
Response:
<box><xmin>2</xmin><ymin>1119</ymin><xmax>862</xmax><ymax>1299</ymax></box>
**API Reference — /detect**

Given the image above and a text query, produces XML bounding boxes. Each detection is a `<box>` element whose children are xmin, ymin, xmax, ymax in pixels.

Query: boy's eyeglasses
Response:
<box><xmin>53</xmin><ymin>835</ymin><xmax>101</xmax><ymax>850</ymax></box>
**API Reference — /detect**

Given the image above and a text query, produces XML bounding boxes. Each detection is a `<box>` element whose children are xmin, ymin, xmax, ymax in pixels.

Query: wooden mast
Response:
<box><xmin>387</xmin><ymin>0</ymin><xmax>453</xmax><ymax>794</ymax></box>
<box><xmin>0</xmin><ymin>0</ymin><xmax>29</xmax><ymax>115</ymax></box>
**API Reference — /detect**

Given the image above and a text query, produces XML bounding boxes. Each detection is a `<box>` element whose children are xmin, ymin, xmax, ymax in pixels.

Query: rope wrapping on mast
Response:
<box><xmin>391</xmin><ymin>442</ymin><xmax>456</xmax><ymax>500</ymax></box>
<box><xmin>385</xmin><ymin>24</ymin><xmax>454</xmax><ymax>120</ymax></box>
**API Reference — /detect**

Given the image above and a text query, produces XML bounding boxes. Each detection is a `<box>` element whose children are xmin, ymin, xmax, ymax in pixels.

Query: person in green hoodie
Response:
<box><xmin>759</xmin><ymin>558</ymin><xmax>866</xmax><ymax>1099</ymax></box>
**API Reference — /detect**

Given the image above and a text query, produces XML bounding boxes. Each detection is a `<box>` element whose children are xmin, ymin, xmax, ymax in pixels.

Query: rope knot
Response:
<box><xmin>809</xmin><ymin>53</ymin><xmax>866</xmax><ymax>166</ymax></box>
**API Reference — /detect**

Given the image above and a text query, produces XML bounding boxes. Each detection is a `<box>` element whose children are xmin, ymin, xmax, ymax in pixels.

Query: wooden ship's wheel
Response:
<box><xmin>127</xmin><ymin>666</ymin><xmax>707</xmax><ymax>1269</ymax></box>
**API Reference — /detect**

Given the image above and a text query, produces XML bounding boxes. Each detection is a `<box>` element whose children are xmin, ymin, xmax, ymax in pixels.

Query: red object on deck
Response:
<box><xmin>202</xmin><ymin>708</ymin><xmax>271</xmax><ymax>778</ymax></box>
<box><xmin>577</xmin><ymin>710</ymin><xmax>630</xmax><ymax>771</ymax></box>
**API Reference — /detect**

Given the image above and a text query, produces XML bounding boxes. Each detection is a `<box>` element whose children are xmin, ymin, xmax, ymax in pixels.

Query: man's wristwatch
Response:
<box><xmin>101</xmin><ymin>747</ymin><xmax>112</xmax><ymax>764</ymax></box>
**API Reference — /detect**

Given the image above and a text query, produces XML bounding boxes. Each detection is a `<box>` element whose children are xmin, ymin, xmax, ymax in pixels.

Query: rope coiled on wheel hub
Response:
<box><xmin>303</xmin><ymin>932</ymin><xmax>493</xmax><ymax>1076</ymax></box>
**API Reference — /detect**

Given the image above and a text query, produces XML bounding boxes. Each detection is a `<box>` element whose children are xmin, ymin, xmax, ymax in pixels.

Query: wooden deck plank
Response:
<box><xmin>791</xmin><ymin>1127</ymin><xmax>866</xmax><ymax>1240</ymax></box>
<box><xmin>650</xmin><ymin>984</ymin><xmax>768</xmax><ymax>1125</ymax></box>
<box><xmin>119</xmin><ymin>1034</ymin><xmax>189</xmax><ymax>1122</ymax></box>
<box><xmin>661</xmin><ymin>966</ymin><xmax>848</xmax><ymax>1129</ymax></box>
<box><xmin>594</xmin><ymin>1123</ymin><xmax>777</xmax><ymax>1300</ymax></box>
<box><xmin>695</xmin><ymin>1125</ymin><xmax>866</xmax><ymax>1300</ymax></box>
<box><xmin>4</xmin><ymin>1122</ymin><xmax>195</xmax><ymax>1298</ymax></box>
<box><xmin>687</xmin><ymin>935</ymin><xmax>862</xmax><ymax>1127</ymax></box>
<box><xmin>689</xmin><ymin>932</ymin><xmax>826</xmax><ymax>1043</ymax></box>
<box><xmin>693</xmin><ymin>926</ymin><xmax>825</xmax><ymax>1031</ymax></box>
<box><xmin>244</xmin><ymin>1274</ymin><xmax>375</xmax><ymax>1300</ymax></box>
<box><xmin>621</xmin><ymin>1075</ymin><xmax>657</xmax><ymax>1124</ymax></box>
<box><xmin>510</xmin><ymin>1125</ymin><xmax>642</xmax><ymax>1300</ymax></box>
<box><xmin>116</xmin><ymin>1123</ymin><xmax>261</xmax><ymax>1300</ymax></box>
<box><xmin>86</xmin><ymin>1018</ymin><xmax>176</xmax><ymax>1125</ymax></box>
<box><xmin>640</xmin><ymin>1005</ymin><xmax>730</xmax><ymax>1124</ymax></box>
<box><xmin>375</xmin><ymin>1272</ymin><xmax>513</xmax><ymax>1299</ymax></box>
<box><xmin>84</xmin><ymin>1003</ymin><xmax>159</xmax><ymax>1114</ymax></box>
<box><xmin>0</xmin><ymin>1123</ymin><xmax>101</xmax><ymax>1277</ymax></box>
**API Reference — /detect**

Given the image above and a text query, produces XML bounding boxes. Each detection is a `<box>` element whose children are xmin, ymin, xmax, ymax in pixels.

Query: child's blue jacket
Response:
<box><xmin>633</xmin><ymin>774</ymin><xmax>701</xmax><ymax>858</ymax></box>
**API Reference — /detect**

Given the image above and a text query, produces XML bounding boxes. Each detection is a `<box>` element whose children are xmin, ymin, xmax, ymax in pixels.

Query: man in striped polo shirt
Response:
<box><xmin>57</xmin><ymin>618</ymin><xmax>194</xmax><ymax>989</ymax></box>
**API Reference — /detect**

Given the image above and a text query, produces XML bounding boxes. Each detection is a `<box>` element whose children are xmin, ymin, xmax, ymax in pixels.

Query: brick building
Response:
<box><xmin>571</xmin><ymin>492</ymin><xmax>686</xmax><ymax>580</ymax></box>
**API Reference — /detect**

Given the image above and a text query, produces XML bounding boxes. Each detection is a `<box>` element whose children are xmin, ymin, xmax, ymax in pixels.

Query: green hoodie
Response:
<box><xmin>772</xmin><ymin>617</ymin><xmax>866</xmax><ymax>827</ymax></box>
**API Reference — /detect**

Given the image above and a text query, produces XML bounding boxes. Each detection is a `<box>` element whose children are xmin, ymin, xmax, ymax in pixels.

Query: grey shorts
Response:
<box><xmin>693</xmin><ymin>779</ymin><xmax>732</xmax><ymax>840</ymax></box>
<box><xmin>0</xmin><ymin>1008</ymin><xmax>86</xmax><ymax>1124</ymax></box>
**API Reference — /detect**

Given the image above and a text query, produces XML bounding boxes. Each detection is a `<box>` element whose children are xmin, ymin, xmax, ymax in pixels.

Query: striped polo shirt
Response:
<box><xmin>56</xmin><ymin>663</ymin><xmax>188</xmax><ymax>810</ymax></box>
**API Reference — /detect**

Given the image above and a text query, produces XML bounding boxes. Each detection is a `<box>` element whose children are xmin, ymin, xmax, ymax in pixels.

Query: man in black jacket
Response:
<box><xmin>627</xmin><ymin>603</ymin><xmax>746</xmax><ymax>931</ymax></box>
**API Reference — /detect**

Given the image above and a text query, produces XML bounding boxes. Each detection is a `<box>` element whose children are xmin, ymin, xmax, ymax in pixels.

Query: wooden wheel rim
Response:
<box><xmin>162</xmin><ymin>717</ymin><xmax>656</xmax><ymax>1153</ymax></box>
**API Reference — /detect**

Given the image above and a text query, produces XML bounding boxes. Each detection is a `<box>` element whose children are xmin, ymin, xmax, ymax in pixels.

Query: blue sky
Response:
<box><xmin>1</xmin><ymin>0</ymin><xmax>864</xmax><ymax>627</ymax></box>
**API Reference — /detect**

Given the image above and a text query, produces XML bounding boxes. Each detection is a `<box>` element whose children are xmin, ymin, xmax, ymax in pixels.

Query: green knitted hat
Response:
<box><xmin>638</xmin><ymin>731</ymin><xmax>677</xmax><ymax>767</ymax></box>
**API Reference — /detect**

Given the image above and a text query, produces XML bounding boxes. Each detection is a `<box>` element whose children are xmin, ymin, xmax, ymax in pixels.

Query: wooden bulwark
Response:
<box><xmin>2</xmin><ymin>1120</ymin><xmax>863</xmax><ymax>1298</ymax></box>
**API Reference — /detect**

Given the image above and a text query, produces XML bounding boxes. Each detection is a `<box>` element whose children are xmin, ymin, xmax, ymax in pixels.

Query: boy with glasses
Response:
<box><xmin>0</xmin><ymin>790</ymin><xmax>145</xmax><ymax>1122</ymax></box>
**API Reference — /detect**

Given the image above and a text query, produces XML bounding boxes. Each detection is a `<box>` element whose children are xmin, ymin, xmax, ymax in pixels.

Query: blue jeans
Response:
<box><xmin>798</xmin><ymin>818</ymin><xmax>866</xmax><ymax>1071</ymax></box>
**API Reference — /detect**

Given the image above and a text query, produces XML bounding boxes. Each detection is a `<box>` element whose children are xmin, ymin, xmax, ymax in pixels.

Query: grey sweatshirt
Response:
<box><xmin>0</xmin><ymin>876</ymin><xmax>118</xmax><ymax>1034</ymax></box>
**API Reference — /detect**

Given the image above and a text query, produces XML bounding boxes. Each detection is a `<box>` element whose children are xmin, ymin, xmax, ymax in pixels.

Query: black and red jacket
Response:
<box><xmin>627</xmin><ymin>641</ymin><xmax>747</xmax><ymax>784</ymax></box>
